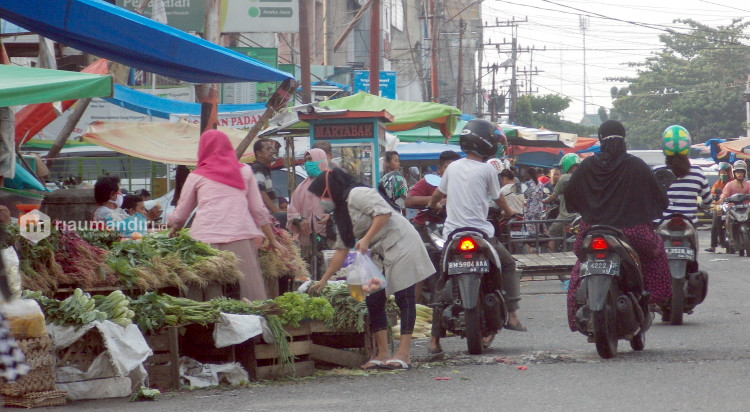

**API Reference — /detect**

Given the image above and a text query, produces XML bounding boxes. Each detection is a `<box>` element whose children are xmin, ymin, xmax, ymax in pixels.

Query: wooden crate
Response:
<box><xmin>143</xmin><ymin>327</ymin><xmax>180</xmax><ymax>390</ymax></box>
<box><xmin>253</xmin><ymin>323</ymin><xmax>314</xmax><ymax>380</ymax></box>
<box><xmin>178</xmin><ymin>322</ymin><xmax>314</xmax><ymax>382</ymax></box>
<box><xmin>55</xmin><ymin>329</ymin><xmax>104</xmax><ymax>372</ymax></box>
<box><xmin>308</xmin><ymin>319</ymin><xmax>394</xmax><ymax>369</ymax></box>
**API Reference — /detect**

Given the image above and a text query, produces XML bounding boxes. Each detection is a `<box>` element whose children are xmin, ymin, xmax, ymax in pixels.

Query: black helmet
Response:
<box><xmin>460</xmin><ymin>119</ymin><xmax>498</xmax><ymax>158</ymax></box>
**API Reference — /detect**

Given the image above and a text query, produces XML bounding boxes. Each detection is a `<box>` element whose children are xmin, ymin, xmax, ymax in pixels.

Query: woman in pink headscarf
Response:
<box><xmin>286</xmin><ymin>149</ymin><xmax>331</xmax><ymax>276</ymax></box>
<box><xmin>168</xmin><ymin>130</ymin><xmax>285</xmax><ymax>301</ymax></box>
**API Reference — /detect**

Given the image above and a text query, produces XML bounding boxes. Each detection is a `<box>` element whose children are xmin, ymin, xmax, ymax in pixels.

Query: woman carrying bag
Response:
<box><xmin>308</xmin><ymin>169</ymin><xmax>434</xmax><ymax>370</ymax></box>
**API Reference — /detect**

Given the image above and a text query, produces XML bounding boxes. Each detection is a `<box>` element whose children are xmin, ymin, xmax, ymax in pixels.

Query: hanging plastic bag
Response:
<box><xmin>346</xmin><ymin>252</ymin><xmax>387</xmax><ymax>302</ymax></box>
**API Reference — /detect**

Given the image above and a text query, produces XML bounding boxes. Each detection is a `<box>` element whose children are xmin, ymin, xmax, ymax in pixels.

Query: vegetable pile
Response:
<box><xmin>2</xmin><ymin>224</ymin><xmax>246</xmax><ymax>294</ymax></box>
<box><xmin>392</xmin><ymin>304</ymin><xmax>432</xmax><ymax>339</ymax></box>
<box><xmin>107</xmin><ymin>230</ymin><xmax>243</xmax><ymax>292</ymax></box>
<box><xmin>23</xmin><ymin>289</ymin><xmax>107</xmax><ymax>328</ymax></box>
<box><xmin>258</xmin><ymin>226</ymin><xmax>309</xmax><ymax>281</ymax></box>
<box><xmin>311</xmin><ymin>282</ymin><xmax>398</xmax><ymax>332</ymax></box>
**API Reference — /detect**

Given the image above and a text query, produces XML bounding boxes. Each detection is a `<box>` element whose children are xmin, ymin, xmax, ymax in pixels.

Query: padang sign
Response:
<box><xmin>313</xmin><ymin>123</ymin><xmax>375</xmax><ymax>140</ymax></box>
<box><xmin>170</xmin><ymin>109</ymin><xmax>267</xmax><ymax>129</ymax></box>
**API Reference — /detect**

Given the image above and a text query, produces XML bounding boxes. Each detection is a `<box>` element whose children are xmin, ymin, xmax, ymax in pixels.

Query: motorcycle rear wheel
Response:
<box><xmin>670</xmin><ymin>278</ymin><xmax>685</xmax><ymax>325</ymax></box>
<box><xmin>742</xmin><ymin>232</ymin><xmax>750</xmax><ymax>257</ymax></box>
<box><xmin>465</xmin><ymin>306</ymin><xmax>483</xmax><ymax>355</ymax></box>
<box><xmin>593</xmin><ymin>290</ymin><xmax>618</xmax><ymax>359</ymax></box>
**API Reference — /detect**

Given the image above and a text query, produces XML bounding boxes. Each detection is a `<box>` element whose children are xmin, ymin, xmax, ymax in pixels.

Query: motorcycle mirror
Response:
<box><xmin>654</xmin><ymin>168</ymin><xmax>676</xmax><ymax>193</ymax></box>
<box><xmin>424</xmin><ymin>174</ymin><xmax>442</xmax><ymax>187</ymax></box>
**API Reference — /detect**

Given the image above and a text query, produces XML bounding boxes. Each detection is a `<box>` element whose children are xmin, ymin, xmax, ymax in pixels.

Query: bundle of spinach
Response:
<box><xmin>311</xmin><ymin>282</ymin><xmax>398</xmax><ymax>332</ymax></box>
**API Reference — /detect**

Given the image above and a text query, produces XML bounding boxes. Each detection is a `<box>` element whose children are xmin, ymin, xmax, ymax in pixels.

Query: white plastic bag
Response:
<box><xmin>347</xmin><ymin>252</ymin><xmax>387</xmax><ymax>301</ymax></box>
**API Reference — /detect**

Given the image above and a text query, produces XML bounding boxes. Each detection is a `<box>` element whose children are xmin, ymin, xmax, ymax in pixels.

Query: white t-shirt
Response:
<box><xmin>439</xmin><ymin>158</ymin><xmax>502</xmax><ymax>238</ymax></box>
<box><xmin>500</xmin><ymin>183</ymin><xmax>526</xmax><ymax>215</ymax></box>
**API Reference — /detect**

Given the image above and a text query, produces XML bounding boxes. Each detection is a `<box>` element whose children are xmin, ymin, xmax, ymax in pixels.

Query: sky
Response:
<box><xmin>478</xmin><ymin>0</ymin><xmax>750</xmax><ymax>123</ymax></box>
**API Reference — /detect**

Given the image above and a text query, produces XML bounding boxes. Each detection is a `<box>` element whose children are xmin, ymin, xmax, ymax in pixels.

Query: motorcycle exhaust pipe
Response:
<box><xmin>687</xmin><ymin>271</ymin><xmax>708</xmax><ymax>304</ymax></box>
<box><xmin>575</xmin><ymin>306</ymin><xmax>592</xmax><ymax>333</ymax></box>
<box><xmin>616</xmin><ymin>294</ymin><xmax>641</xmax><ymax>337</ymax></box>
<box><xmin>483</xmin><ymin>292</ymin><xmax>505</xmax><ymax>331</ymax></box>
<box><xmin>627</xmin><ymin>292</ymin><xmax>645</xmax><ymax>325</ymax></box>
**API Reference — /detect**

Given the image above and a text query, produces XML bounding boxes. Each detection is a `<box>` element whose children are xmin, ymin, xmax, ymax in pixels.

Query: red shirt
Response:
<box><xmin>408</xmin><ymin>178</ymin><xmax>437</xmax><ymax>225</ymax></box>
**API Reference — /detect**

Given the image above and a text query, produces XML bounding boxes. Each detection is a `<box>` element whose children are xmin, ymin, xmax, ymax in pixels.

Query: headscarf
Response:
<box><xmin>192</xmin><ymin>129</ymin><xmax>246</xmax><ymax>190</ymax></box>
<box><xmin>308</xmin><ymin>168</ymin><xmax>366</xmax><ymax>248</ymax></box>
<box><xmin>564</xmin><ymin>120</ymin><xmax>668</xmax><ymax>227</ymax></box>
<box><xmin>286</xmin><ymin>149</ymin><xmax>330</xmax><ymax>244</ymax></box>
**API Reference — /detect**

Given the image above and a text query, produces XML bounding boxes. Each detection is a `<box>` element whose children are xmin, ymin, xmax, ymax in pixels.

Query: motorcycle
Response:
<box><xmin>573</xmin><ymin>225</ymin><xmax>652</xmax><ymax>359</ymax></box>
<box><xmin>490</xmin><ymin>208</ymin><xmax>526</xmax><ymax>254</ymax></box>
<box><xmin>430</xmin><ymin>226</ymin><xmax>507</xmax><ymax>355</ymax></box>
<box><xmin>722</xmin><ymin>193</ymin><xmax>750</xmax><ymax>256</ymax></box>
<box><xmin>654</xmin><ymin>214</ymin><xmax>709</xmax><ymax>325</ymax></box>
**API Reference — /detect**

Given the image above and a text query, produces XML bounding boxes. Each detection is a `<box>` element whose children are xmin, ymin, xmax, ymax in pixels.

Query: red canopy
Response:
<box><xmin>13</xmin><ymin>58</ymin><xmax>109</xmax><ymax>145</ymax></box>
<box><xmin>507</xmin><ymin>137</ymin><xmax>598</xmax><ymax>156</ymax></box>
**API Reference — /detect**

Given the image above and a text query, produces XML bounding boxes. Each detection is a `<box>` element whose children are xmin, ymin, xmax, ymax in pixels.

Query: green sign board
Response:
<box><xmin>221</xmin><ymin>47</ymin><xmax>279</xmax><ymax>104</ymax></box>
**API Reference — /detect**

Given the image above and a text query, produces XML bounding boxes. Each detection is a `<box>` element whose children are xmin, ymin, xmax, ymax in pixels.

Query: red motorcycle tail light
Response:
<box><xmin>591</xmin><ymin>237</ymin><xmax>608</xmax><ymax>250</ymax></box>
<box><xmin>458</xmin><ymin>237</ymin><xmax>477</xmax><ymax>252</ymax></box>
<box><xmin>667</xmin><ymin>217</ymin><xmax>687</xmax><ymax>231</ymax></box>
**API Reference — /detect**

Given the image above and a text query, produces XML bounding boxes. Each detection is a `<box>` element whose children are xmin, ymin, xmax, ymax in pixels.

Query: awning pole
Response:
<box><xmin>235</xmin><ymin>79</ymin><xmax>296</xmax><ymax>160</ymax></box>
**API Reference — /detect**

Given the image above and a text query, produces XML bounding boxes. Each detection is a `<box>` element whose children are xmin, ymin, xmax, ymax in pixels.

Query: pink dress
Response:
<box><xmin>168</xmin><ymin>165</ymin><xmax>271</xmax><ymax>300</ymax></box>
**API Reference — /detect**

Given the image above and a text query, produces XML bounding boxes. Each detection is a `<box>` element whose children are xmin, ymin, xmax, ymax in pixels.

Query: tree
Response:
<box><xmin>598</xmin><ymin>106</ymin><xmax>609</xmax><ymax>123</ymax></box>
<box><xmin>515</xmin><ymin>94</ymin><xmax>597</xmax><ymax>136</ymax></box>
<box><xmin>608</xmin><ymin>19</ymin><xmax>750</xmax><ymax>149</ymax></box>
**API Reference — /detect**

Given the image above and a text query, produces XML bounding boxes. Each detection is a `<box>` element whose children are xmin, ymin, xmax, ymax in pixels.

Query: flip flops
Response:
<box><xmin>382</xmin><ymin>359</ymin><xmax>411</xmax><ymax>370</ymax></box>
<box><xmin>360</xmin><ymin>360</ymin><xmax>384</xmax><ymax>370</ymax></box>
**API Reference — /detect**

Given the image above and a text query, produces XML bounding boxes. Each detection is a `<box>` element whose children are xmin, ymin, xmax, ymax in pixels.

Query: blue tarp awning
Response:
<box><xmin>396</xmin><ymin>141</ymin><xmax>465</xmax><ymax>161</ymax></box>
<box><xmin>0</xmin><ymin>0</ymin><xmax>293</xmax><ymax>84</ymax></box>
<box><xmin>105</xmin><ymin>85</ymin><xmax>266</xmax><ymax>119</ymax></box>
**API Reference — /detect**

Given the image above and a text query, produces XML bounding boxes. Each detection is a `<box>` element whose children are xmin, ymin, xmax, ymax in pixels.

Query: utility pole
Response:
<box><xmin>476</xmin><ymin>30</ymin><xmax>483</xmax><ymax>117</ymax></box>
<box><xmin>482</xmin><ymin>18</ymin><xmax>527</xmax><ymax>124</ymax></box>
<box><xmin>580</xmin><ymin>15</ymin><xmax>589</xmax><ymax>115</ymax></box>
<box><xmin>369</xmin><ymin>0</ymin><xmax>381</xmax><ymax>96</ymax></box>
<box><xmin>299</xmin><ymin>0</ymin><xmax>311</xmax><ymax>103</ymax></box>
<box><xmin>456</xmin><ymin>18</ymin><xmax>466</xmax><ymax>110</ymax></box>
<box><xmin>509</xmin><ymin>34</ymin><xmax>518</xmax><ymax>124</ymax></box>
<box><xmin>744</xmin><ymin>75</ymin><xmax>750</xmax><ymax>137</ymax></box>
<box><xmin>199</xmin><ymin>0</ymin><xmax>221</xmax><ymax>133</ymax></box>
<box><xmin>518</xmin><ymin>47</ymin><xmax>543</xmax><ymax>95</ymax></box>
<box><xmin>429</xmin><ymin>0</ymin><xmax>439</xmax><ymax>102</ymax></box>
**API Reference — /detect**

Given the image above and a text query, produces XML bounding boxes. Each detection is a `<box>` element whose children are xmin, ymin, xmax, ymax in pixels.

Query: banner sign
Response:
<box><xmin>117</xmin><ymin>0</ymin><xmax>298</xmax><ymax>33</ymax></box>
<box><xmin>313</xmin><ymin>123</ymin><xmax>375</xmax><ymax>140</ymax></box>
<box><xmin>352</xmin><ymin>71</ymin><xmax>397</xmax><ymax>99</ymax></box>
<box><xmin>170</xmin><ymin>109</ymin><xmax>266</xmax><ymax>129</ymax></box>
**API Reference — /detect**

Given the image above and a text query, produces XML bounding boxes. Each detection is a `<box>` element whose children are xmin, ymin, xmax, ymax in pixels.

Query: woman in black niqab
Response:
<box><xmin>307</xmin><ymin>168</ymin><xmax>366</xmax><ymax>248</ymax></box>
<box><xmin>561</xmin><ymin>120</ymin><xmax>672</xmax><ymax>332</ymax></box>
<box><xmin>564</xmin><ymin>120</ymin><xmax>667</xmax><ymax>227</ymax></box>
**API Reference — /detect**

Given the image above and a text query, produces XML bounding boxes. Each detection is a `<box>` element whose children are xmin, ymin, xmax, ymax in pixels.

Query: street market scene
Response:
<box><xmin>1</xmin><ymin>0</ymin><xmax>750</xmax><ymax>410</ymax></box>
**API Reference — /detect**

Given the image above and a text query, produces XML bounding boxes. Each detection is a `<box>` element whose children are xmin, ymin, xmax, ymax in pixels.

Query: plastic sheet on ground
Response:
<box><xmin>179</xmin><ymin>356</ymin><xmax>248</xmax><ymax>388</ymax></box>
<box><xmin>48</xmin><ymin>320</ymin><xmax>152</xmax><ymax>400</ymax></box>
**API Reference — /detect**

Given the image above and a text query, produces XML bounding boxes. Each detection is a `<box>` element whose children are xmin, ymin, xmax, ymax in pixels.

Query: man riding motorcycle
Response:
<box><xmin>426</xmin><ymin>119</ymin><xmax>525</xmax><ymax>354</ymax></box>
<box><xmin>563</xmin><ymin>120</ymin><xmax>672</xmax><ymax>332</ymax></box>
<box><xmin>718</xmin><ymin>160</ymin><xmax>750</xmax><ymax>254</ymax></box>
<box><xmin>706</xmin><ymin>162</ymin><xmax>733</xmax><ymax>253</ymax></box>
<box><xmin>405</xmin><ymin>150</ymin><xmax>462</xmax><ymax>303</ymax></box>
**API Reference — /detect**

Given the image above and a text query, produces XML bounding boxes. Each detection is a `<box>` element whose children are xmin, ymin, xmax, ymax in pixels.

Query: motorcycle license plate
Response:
<box><xmin>448</xmin><ymin>259</ymin><xmax>490</xmax><ymax>275</ymax></box>
<box><xmin>665</xmin><ymin>247</ymin><xmax>695</xmax><ymax>260</ymax></box>
<box><xmin>581</xmin><ymin>260</ymin><xmax>620</xmax><ymax>276</ymax></box>
<box><xmin>510</xmin><ymin>229</ymin><xmax>527</xmax><ymax>238</ymax></box>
